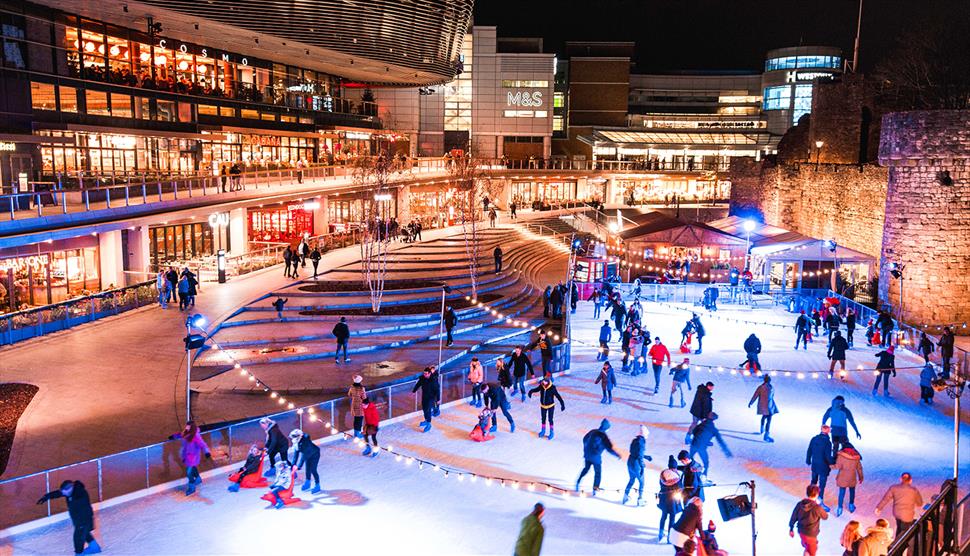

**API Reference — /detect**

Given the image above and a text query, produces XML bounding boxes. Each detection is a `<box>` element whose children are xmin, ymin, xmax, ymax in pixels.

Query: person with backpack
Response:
<box><xmin>575</xmin><ymin>419</ymin><xmax>621</xmax><ymax>495</ymax></box>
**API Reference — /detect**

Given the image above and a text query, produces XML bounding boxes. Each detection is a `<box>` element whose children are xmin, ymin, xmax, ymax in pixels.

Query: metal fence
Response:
<box><xmin>0</xmin><ymin>281</ymin><xmax>156</xmax><ymax>346</ymax></box>
<box><xmin>0</xmin><ymin>348</ymin><xmax>567</xmax><ymax>531</ymax></box>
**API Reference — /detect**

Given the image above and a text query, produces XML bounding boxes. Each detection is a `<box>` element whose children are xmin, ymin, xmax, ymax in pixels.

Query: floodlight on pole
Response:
<box><xmin>183</xmin><ymin>314</ymin><xmax>207</xmax><ymax>421</ymax></box>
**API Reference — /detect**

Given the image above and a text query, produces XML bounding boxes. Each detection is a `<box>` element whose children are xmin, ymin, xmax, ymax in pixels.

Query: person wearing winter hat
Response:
<box><xmin>795</xmin><ymin>309</ymin><xmax>812</xmax><ymax>350</ymax></box>
<box><xmin>37</xmin><ymin>479</ymin><xmax>100</xmax><ymax>556</ymax></box>
<box><xmin>259</xmin><ymin>417</ymin><xmax>289</xmax><ymax>477</ymax></box>
<box><xmin>514</xmin><ymin>503</ymin><xmax>545</xmax><ymax>556</ymax></box>
<box><xmin>348</xmin><ymin>375</ymin><xmax>367</xmax><ymax>438</ymax></box>
<box><xmin>669</xmin><ymin>358</ymin><xmax>691</xmax><ymax>408</ymax></box>
<box><xmin>575</xmin><ymin>419</ymin><xmax>621</xmax><ymax>495</ymax></box>
<box><xmin>289</xmin><ymin>429</ymin><xmax>321</xmax><ymax>493</ymax></box>
<box><xmin>170</xmin><ymin>421</ymin><xmax>211</xmax><ymax>496</ymax></box>
<box><xmin>701</xmin><ymin>520</ymin><xmax>727</xmax><ymax>556</ymax></box>
<box><xmin>594</xmin><ymin>361</ymin><xmax>617</xmax><ymax>404</ymax></box>
<box><xmin>658</xmin><ymin>456</ymin><xmax>684</xmax><ymax>542</ymax></box>
<box><xmin>622</xmin><ymin>425</ymin><xmax>654</xmax><ymax>505</ymax></box>
<box><xmin>671</xmin><ymin>497</ymin><xmax>704</xmax><ymax>551</ymax></box>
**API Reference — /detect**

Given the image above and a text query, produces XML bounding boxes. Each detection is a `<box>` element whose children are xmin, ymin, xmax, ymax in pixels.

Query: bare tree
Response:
<box><xmin>353</xmin><ymin>152</ymin><xmax>404</xmax><ymax>313</ymax></box>
<box><xmin>448</xmin><ymin>156</ymin><xmax>503</xmax><ymax>299</ymax></box>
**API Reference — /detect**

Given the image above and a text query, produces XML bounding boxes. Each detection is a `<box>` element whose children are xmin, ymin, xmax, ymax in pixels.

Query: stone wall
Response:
<box><xmin>729</xmin><ymin>159</ymin><xmax>888</xmax><ymax>259</ymax></box>
<box><xmin>878</xmin><ymin>110</ymin><xmax>970</xmax><ymax>325</ymax></box>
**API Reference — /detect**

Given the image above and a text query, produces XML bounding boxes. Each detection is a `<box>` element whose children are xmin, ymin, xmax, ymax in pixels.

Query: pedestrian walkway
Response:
<box><xmin>4</xmin><ymin>297</ymin><xmax>965</xmax><ymax>554</ymax></box>
<box><xmin>0</xmin><ymin>212</ymin><xmax>563</xmax><ymax>479</ymax></box>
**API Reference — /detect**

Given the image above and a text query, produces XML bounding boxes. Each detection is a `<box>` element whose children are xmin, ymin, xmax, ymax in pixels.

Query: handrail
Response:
<box><xmin>0</xmin><ymin>344</ymin><xmax>569</xmax><ymax>531</ymax></box>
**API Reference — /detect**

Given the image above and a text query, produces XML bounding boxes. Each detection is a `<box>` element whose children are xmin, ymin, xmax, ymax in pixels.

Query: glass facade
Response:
<box><xmin>444</xmin><ymin>34</ymin><xmax>473</xmax><ymax>131</ymax></box>
<box><xmin>762</xmin><ymin>85</ymin><xmax>791</xmax><ymax>111</ymax></box>
<box><xmin>149</xmin><ymin>223</ymin><xmax>215</xmax><ymax>270</ymax></box>
<box><xmin>0</xmin><ymin>245</ymin><xmax>101</xmax><ymax>312</ymax></box>
<box><xmin>792</xmin><ymin>84</ymin><xmax>814</xmax><ymax>123</ymax></box>
<box><xmin>248</xmin><ymin>206</ymin><xmax>314</xmax><ymax>243</ymax></box>
<box><xmin>764</xmin><ymin>55</ymin><xmax>841</xmax><ymax>72</ymax></box>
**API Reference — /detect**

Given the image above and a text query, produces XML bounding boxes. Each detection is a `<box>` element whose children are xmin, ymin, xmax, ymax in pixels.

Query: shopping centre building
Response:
<box><xmin>0</xmin><ymin>1</ymin><xmax>844</xmax><ymax>316</ymax></box>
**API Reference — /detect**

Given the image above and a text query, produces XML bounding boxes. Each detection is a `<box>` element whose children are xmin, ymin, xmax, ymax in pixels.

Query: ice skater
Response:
<box><xmin>622</xmin><ymin>425</ymin><xmax>653</xmax><ymax>506</ymax></box>
<box><xmin>260</xmin><ymin>417</ymin><xmax>290</xmax><ymax>476</ymax></box>
<box><xmin>481</xmin><ymin>382</ymin><xmax>516</xmax><ymax>433</ymax></box>
<box><xmin>685</xmin><ymin>382</ymin><xmax>714</xmax><ymax>444</ymax></box>
<box><xmin>37</xmin><ymin>480</ymin><xmax>100</xmax><ymax>556</ymax></box>
<box><xmin>688</xmin><ymin>413</ymin><xmax>733</xmax><ymax>475</ymax></box>
<box><xmin>806</xmin><ymin>425</ymin><xmax>835</xmax><ymax>511</ymax></box>
<box><xmin>595</xmin><ymin>361</ymin><xmax>617</xmax><ymax>404</ymax></box>
<box><xmin>289</xmin><ymin>429</ymin><xmax>321</xmax><ymax>493</ymax></box>
<box><xmin>691</xmin><ymin>313</ymin><xmax>705</xmax><ymax>354</ymax></box>
<box><xmin>597</xmin><ymin>320</ymin><xmax>612</xmax><ymax>361</ymax></box>
<box><xmin>362</xmin><ymin>397</ymin><xmax>381</xmax><ymax>456</ymax></box>
<box><xmin>678</xmin><ymin>450</ymin><xmax>705</xmax><ymax>502</ymax></box>
<box><xmin>920</xmin><ymin>363</ymin><xmax>938</xmax><ymax>404</ymax></box>
<box><xmin>575</xmin><ymin>419</ymin><xmax>621</xmax><ymax>495</ymax></box>
<box><xmin>671</xmin><ymin>497</ymin><xmax>705</xmax><ymax>552</ymax></box>
<box><xmin>669</xmin><ymin>358</ymin><xmax>690</xmax><ymax>408</ymax></box>
<box><xmin>789</xmin><ymin>484</ymin><xmax>828</xmax><ymax>556</ymax></box>
<box><xmin>527</xmin><ymin>376</ymin><xmax>565</xmax><ymax>439</ymax></box>
<box><xmin>740</xmin><ymin>333</ymin><xmax>762</xmax><ymax>372</ymax></box>
<box><xmin>267</xmin><ymin>461</ymin><xmax>293</xmax><ymax>509</ymax></box>
<box><xmin>872</xmin><ymin>345</ymin><xmax>896</xmax><ymax>397</ymax></box>
<box><xmin>834</xmin><ymin>442</ymin><xmax>863</xmax><ymax>517</ymax></box>
<box><xmin>508</xmin><ymin>345</ymin><xmax>535</xmax><ymax>402</ymax></box>
<box><xmin>468</xmin><ymin>356</ymin><xmax>484</xmax><ymax>407</ymax></box>
<box><xmin>748</xmin><ymin>374</ymin><xmax>778</xmax><ymax>442</ymax></box>
<box><xmin>348</xmin><ymin>375</ymin><xmax>367</xmax><ymax>438</ymax></box>
<box><xmin>822</xmin><ymin>396</ymin><xmax>862</xmax><ymax>458</ymax></box>
<box><xmin>649</xmin><ymin>336</ymin><xmax>672</xmax><ymax>394</ymax></box>
<box><xmin>828</xmin><ymin>330</ymin><xmax>849</xmax><ymax>379</ymax></box>
<box><xmin>172</xmin><ymin>421</ymin><xmax>211</xmax><ymax>496</ymax></box>
<box><xmin>657</xmin><ymin>456</ymin><xmax>684</xmax><ymax>542</ymax></box>
<box><xmin>412</xmin><ymin>366</ymin><xmax>439</xmax><ymax>432</ymax></box>
<box><xmin>795</xmin><ymin>310</ymin><xmax>811</xmax><ymax>349</ymax></box>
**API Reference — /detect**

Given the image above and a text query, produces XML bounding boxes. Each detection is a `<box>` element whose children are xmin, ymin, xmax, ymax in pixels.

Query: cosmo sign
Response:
<box><xmin>507</xmin><ymin>91</ymin><xmax>543</xmax><ymax>107</ymax></box>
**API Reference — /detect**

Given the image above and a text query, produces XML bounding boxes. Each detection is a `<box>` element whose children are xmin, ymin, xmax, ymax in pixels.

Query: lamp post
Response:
<box><xmin>183</xmin><ymin>314</ymin><xmax>207</xmax><ymax>421</ymax></box>
<box><xmin>887</xmin><ymin>262</ymin><xmax>905</xmax><ymax>321</ymax></box>
<box><xmin>814</xmin><ymin>140</ymin><xmax>824</xmax><ymax>169</ymax></box>
<box><xmin>742</xmin><ymin>219</ymin><xmax>756</xmax><ymax>271</ymax></box>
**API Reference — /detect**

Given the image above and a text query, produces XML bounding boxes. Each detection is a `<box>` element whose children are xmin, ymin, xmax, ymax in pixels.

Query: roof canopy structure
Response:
<box><xmin>579</xmin><ymin>127</ymin><xmax>777</xmax><ymax>150</ymax></box>
<box><xmin>618</xmin><ymin>212</ymin><xmax>746</xmax><ymax>246</ymax></box>
<box><xmin>35</xmin><ymin>0</ymin><xmax>472</xmax><ymax>86</ymax></box>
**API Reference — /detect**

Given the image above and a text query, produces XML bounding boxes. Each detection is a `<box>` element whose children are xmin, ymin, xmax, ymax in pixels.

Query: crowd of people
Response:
<box><xmin>154</xmin><ymin>266</ymin><xmax>199</xmax><ymax>311</ymax></box>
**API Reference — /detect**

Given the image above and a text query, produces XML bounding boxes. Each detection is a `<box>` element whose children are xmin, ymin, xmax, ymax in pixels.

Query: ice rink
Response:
<box><xmin>4</xmin><ymin>298</ymin><xmax>968</xmax><ymax>555</ymax></box>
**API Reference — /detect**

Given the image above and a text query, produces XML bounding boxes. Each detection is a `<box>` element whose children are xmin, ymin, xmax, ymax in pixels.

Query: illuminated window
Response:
<box><xmin>534</xmin><ymin>110</ymin><xmax>548</xmax><ymax>118</ymax></box>
<box><xmin>553</xmin><ymin>92</ymin><xmax>564</xmax><ymax>108</ymax></box>
<box><xmin>501</xmin><ymin>80</ymin><xmax>549</xmax><ymax>88</ymax></box>
<box><xmin>197</xmin><ymin>105</ymin><xmax>218</xmax><ymax>115</ymax></box>
<box><xmin>553</xmin><ymin>115</ymin><xmax>564</xmax><ymax>131</ymax></box>
<box><xmin>240</xmin><ymin>109</ymin><xmax>259</xmax><ymax>119</ymax></box>
<box><xmin>59</xmin><ymin>87</ymin><xmax>78</xmax><ymax>113</ymax></box>
<box><xmin>86</xmin><ymin>90</ymin><xmax>109</xmax><ymax>115</ymax></box>
<box><xmin>504</xmin><ymin>110</ymin><xmax>534</xmax><ymax>118</ymax></box>
<box><xmin>792</xmin><ymin>84</ymin><xmax>814</xmax><ymax>123</ymax></box>
<box><xmin>765</xmin><ymin>55</ymin><xmax>841</xmax><ymax>72</ymax></box>
<box><xmin>110</xmin><ymin>94</ymin><xmax>132</xmax><ymax>118</ymax></box>
<box><xmin>762</xmin><ymin>86</ymin><xmax>791</xmax><ymax>110</ymax></box>
<box><xmin>30</xmin><ymin>82</ymin><xmax>57</xmax><ymax>110</ymax></box>
<box><xmin>444</xmin><ymin>33</ymin><xmax>473</xmax><ymax>131</ymax></box>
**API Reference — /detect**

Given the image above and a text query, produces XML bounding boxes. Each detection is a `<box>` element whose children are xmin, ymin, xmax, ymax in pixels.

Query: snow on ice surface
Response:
<box><xmin>6</xmin><ymin>301</ymin><xmax>969</xmax><ymax>555</ymax></box>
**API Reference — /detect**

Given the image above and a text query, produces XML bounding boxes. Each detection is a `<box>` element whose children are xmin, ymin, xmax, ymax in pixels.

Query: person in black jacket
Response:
<box><xmin>494</xmin><ymin>245</ymin><xmax>503</xmax><ymax>273</ymax></box>
<box><xmin>806</xmin><ymin>425</ymin><xmax>835</xmax><ymax>511</ymax></box>
<box><xmin>260</xmin><ymin>417</ymin><xmax>289</xmax><ymax>476</ymax></box>
<box><xmin>309</xmin><ymin>247</ymin><xmax>322</xmax><ymax>278</ymax></box>
<box><xmin>622</xmin><ymin>425</ymin><xmax>653</xmax><ymax>506</ymax></box>
<box><xmin>444</xmin><ymin>306</ymin><xmax>458</xmax><ymax>347</ymax></box>
<box><xmin>37</xmin><ymin>480</ymin><xmax>99</xmax><ymax>556</ymax></box>
<box><xmin>690</xmin><ymin>313</ymin><xmax>705</xmax><ymax>354</ymax></box>
<box><xmin>845</xmin><ymin>308</ymin><xmax>857</xmax><ymax>348</ymax></box>
<box><xmin>876</xmin><ymin>310</ymin><xmax>894</xmax><ymax>347</ymax></box>
<box><xmin>535</xmin><ymin>331</ymin><xmax>554</xmax><ymax>375</ymax></box>
<box><xmin>671</xmin><ymin>496</ymin><xmax>705</xmax><ymax>551</ymax></box>
<box><xmin>272</xmin><ymin>297</ymin><xmax>288</xmax><ymax>320</ymax></box>
<box><xmin>685</xmin><ymin>382</ymin><xmax>714</xmax><ymax>444</ymax></box>
<box><xmin>678</xmin><ymin>450</ymin><xmax>704</xmax><ymax>501</ymax></box>
<box><xmin>508</xmin><ymin>346</ymin><xmax>534</xmax><ymax>401</ymax></box>
<box><xmin>570</xmin><ymin>282</ymin><xmax>579</xmax><ymax>314</ymax></box>
<box><xmin>918</xmin><ymin>332</ymin><xmax>935</xmax><ymax>364</ymax></box>
<box><xmin>827</xmin><ymin>330</ymin><xmax>849</xmax><ymax>379</ymax></box>
<box><xmin>528</xmin><ymin>377</ymin><xmax>565</xmax><ymax>440</ymax></box>
<box><xmin>740</xmin><ymin>333</ymin><xmax>762</xmax><ymax>372</ymax></box>
<box><xmin>825</xmin><ymin>309</ymin><xmax>842</xmax><ymax>346</ymax></box>
<box><xmin>795</xmin><ymin>310</ymin><xmax>811</xmax><ymax>350</ymax></box>
<box><xmin>228</xmin><ymin>444</ymin><xmax>263</xmax><ymax>492</ymax></box>
<box><xmin>543</xmin><ymin>286</ymin><xmax>551</xmax><ymax>318</ymax></box>
<box><xmin>688</xmin><ymin>413</ymin><xmax>733</xmax><ymax>475</ymax></box>
<box><xmin>332</xmin><ymin>316</ymin><xmax>350</xmax><ymax>363</ymax></box>
<box><xmin>289</xmin><ymin>429</ymin><xmax>321</xmax><ymax>493</ymax></box>
<box><xmin>549</xmin><ymin>283</ymin><xmax>564</xmax><ymax>318</ymax></box>
<box><xmin>576</xmin><ymin>418</ymin><xmax>621</xmax><ymax>495</ymax></box>
<box><xmin>165</xmin><ymin>266</ymin><xmax>179</xmax><ymax>303</ymax></box>
<box><xmin>939</xmin><ymin>326</ymin><xmax>955</xmax><ymax>378</ymax></box>
<box><xmin>872</xmin><ymin>345</ymin><xmax>896</xmax><ymax>397</ymax></box>
<box><xmin>481</xmin><ymin>382</ymin><xmax>515</xmax><ymax>433</ymax></box>
<box><xmin>412</xmin><ymin>366</ymin><xmax>439</xmax><ymax>432</ymax></box>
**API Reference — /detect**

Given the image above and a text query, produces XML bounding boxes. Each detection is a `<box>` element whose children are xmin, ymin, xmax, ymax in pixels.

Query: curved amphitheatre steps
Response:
<box><xmin>192</xmin><ymin>225</ymin><xmax>566</xmax><ymax>396</ymax></box>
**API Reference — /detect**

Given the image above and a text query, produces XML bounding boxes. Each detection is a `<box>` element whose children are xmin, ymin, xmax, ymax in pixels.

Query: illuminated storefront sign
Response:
<box><xmin>208</xmin><ymin>212</ymin><xmax>230</xmax><ymax>228</ymax></box>
<box><xmin>0</xmin><ymin>142</ymin><xmax>15</xmax><ymax>151</ymax></box>
<box><xmin>287</xmin><ymin>202</ymin><xmax>320</xmax><ymax>211</ymax></box>
<box><xmin>786</xmin><ymin>71</ymin><xmax>835</xmax><ymax>83</ymax></box>
<box><xmin>157</xmin><ymin>39</ymin><xmax>248</xmax><ymax>66</ymax></box>
<box><xmin>507</xmin><ymin>91</ymin><xmax>543</xmax><ymax>107</ymax></box>
<box><xmin>643</xmin><ymin>120</ymin><xmax>766</xmax><ymax>130</ymax></box>
<box><xmin>0</xmin><ymin>254</ymin><xmax>50</xmax><ymax>273</ymax></box>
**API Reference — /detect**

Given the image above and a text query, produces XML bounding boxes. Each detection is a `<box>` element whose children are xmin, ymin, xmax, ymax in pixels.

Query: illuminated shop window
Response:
<box><xmin>762</xmin><ymin>85</ymin><xmax>791</xmax><ymax>110</ymax></box>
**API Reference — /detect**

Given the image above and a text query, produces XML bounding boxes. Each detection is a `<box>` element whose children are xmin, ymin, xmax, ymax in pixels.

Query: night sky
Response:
<box><xmin>473</xmin><ymin>0</ymin><xmax>951</xmax><ymax>74</ymax></box>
